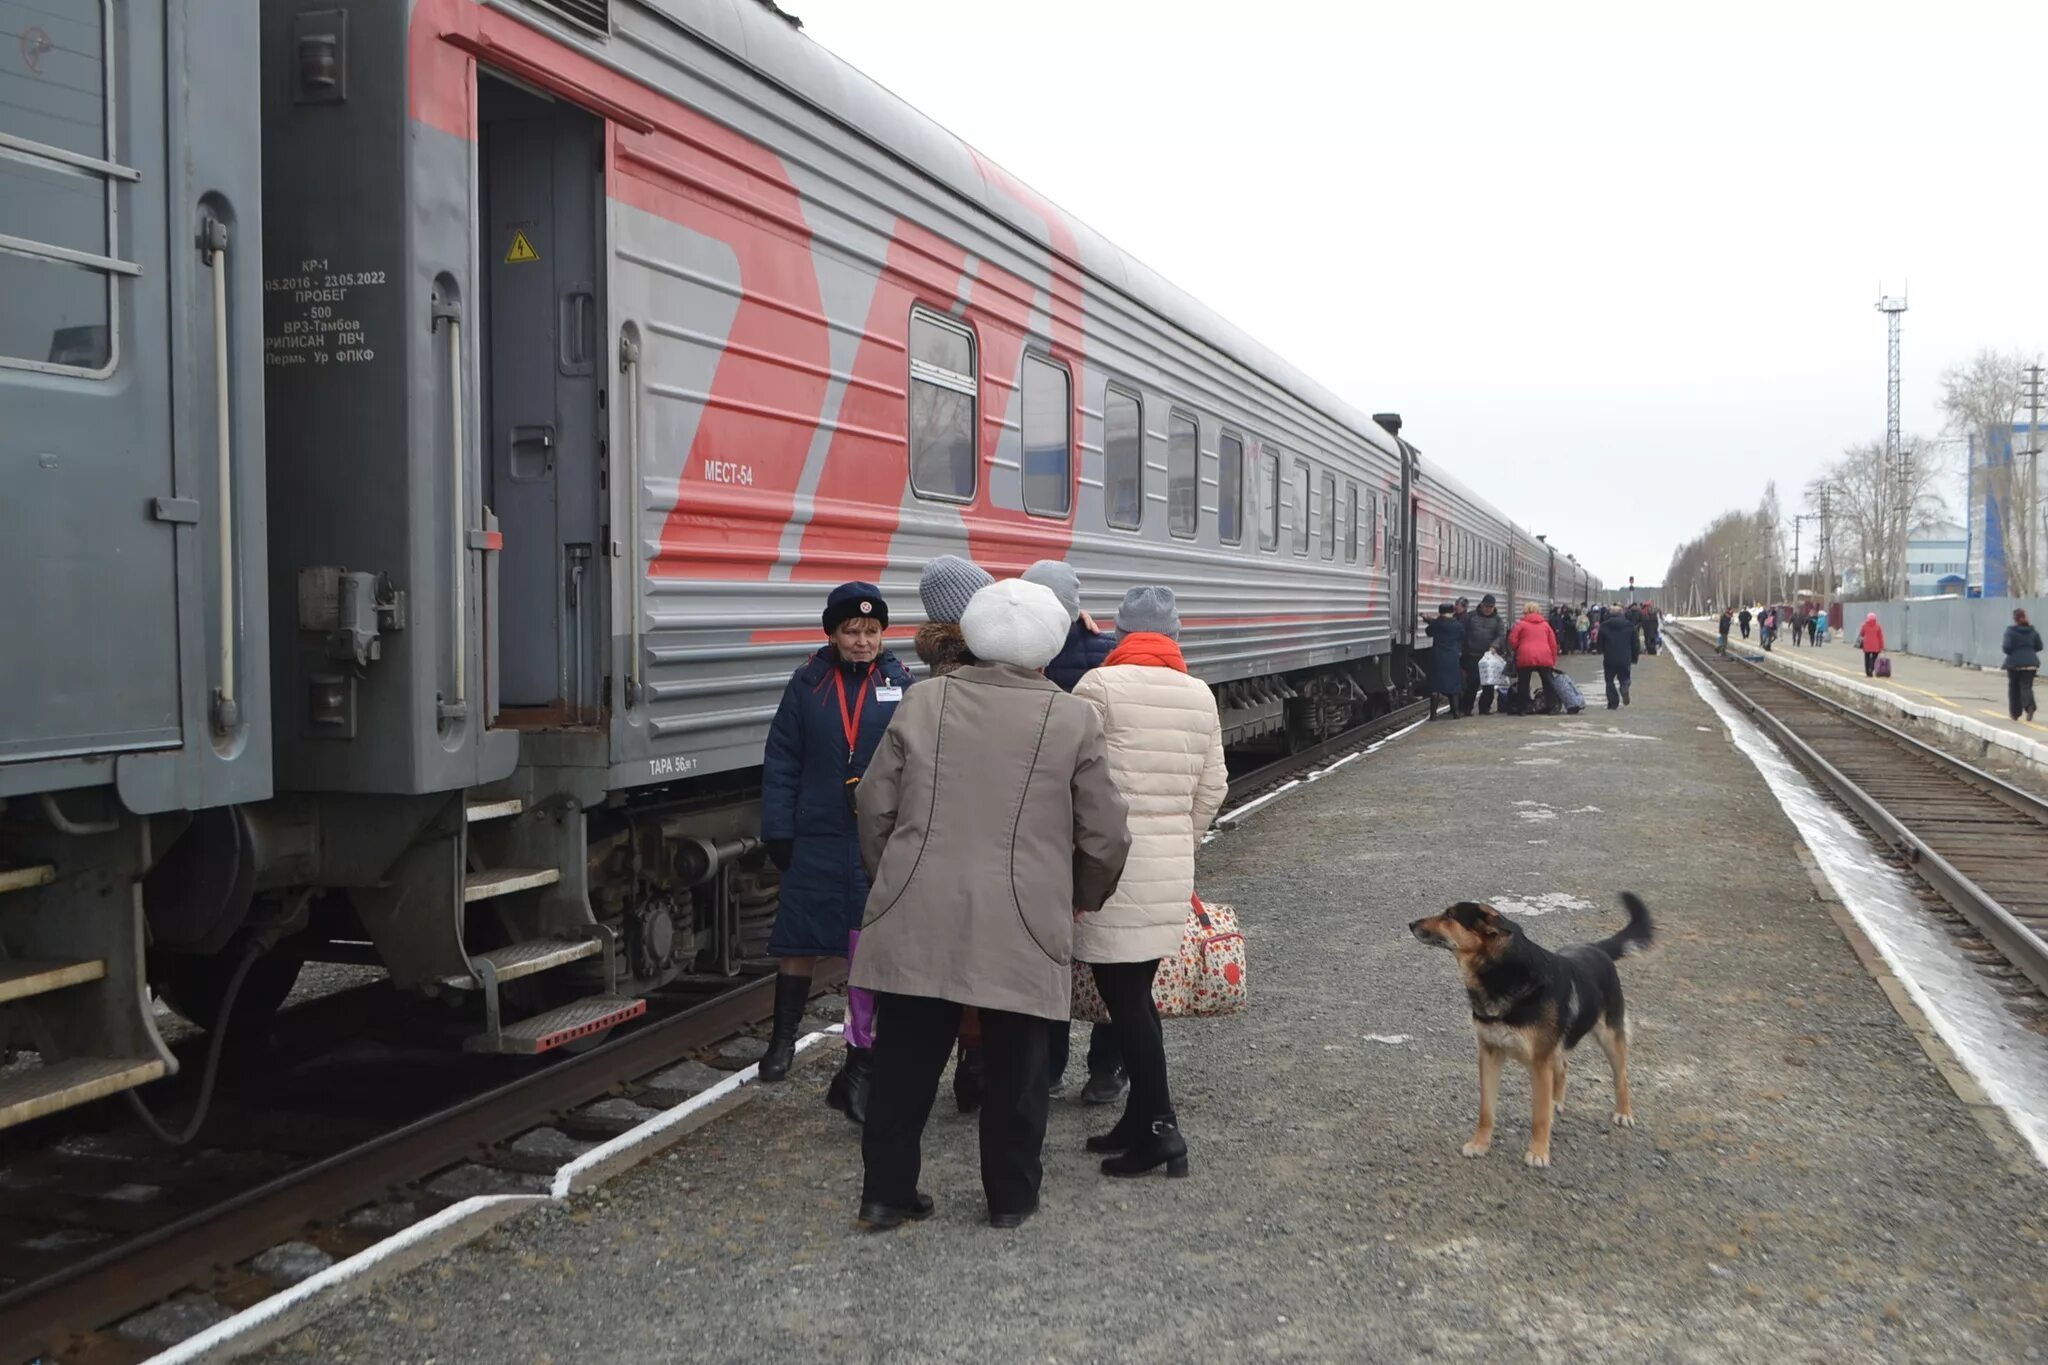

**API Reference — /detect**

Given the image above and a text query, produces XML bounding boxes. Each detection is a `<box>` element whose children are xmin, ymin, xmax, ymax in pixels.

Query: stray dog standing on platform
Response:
<box><xmin>1409</xmin><ymin>894</ymin><xmax>1654</xmax><ymax>1168</ymax></box>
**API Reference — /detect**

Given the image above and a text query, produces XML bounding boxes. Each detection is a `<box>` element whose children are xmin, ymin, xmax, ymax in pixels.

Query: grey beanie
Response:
<box><xmin>1020</xmin><ymin>559</ymin><xmax>1083</xmax><ymax>621</ymax></box>
<box><xmin>919</xmin><ymin>554</ymin><xmax>993</xmax><ymax>625</ymax></box>
<box><xmin>1115</xmin><ymin>585</ymin><xmax>1181</xmax><ymax>639</ymax></box>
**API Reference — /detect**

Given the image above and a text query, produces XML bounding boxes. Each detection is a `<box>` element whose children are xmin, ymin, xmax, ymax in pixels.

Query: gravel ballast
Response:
<box><xmin>267</xmin><ymin>653</ymin><xmax>2048</xmax><ymax>1362</ymax></box>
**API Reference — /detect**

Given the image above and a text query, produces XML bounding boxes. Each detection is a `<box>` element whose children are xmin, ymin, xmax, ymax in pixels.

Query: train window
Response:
<box><xmin>1294</xmin><ymin>460</ymin><xmax>1312</xmax><ymax>556</ymax></box>
<box><xmin>908</xmin><ymin>309</ymin><xmax>978</xmax><ymax>502</ymax></box>
<box><xmin>1319</xmin><ymin>471</ymin><xmax>1336</xmax><ymax>559</ymax></box>
<box><xmin>1020</xmin><ymin>354</ymin><xmax>1071</xmax><ymax>518</ymax></box>
<box><xmin>1261</xmin><ymin>446</ymin><xmax>1282</xmax><ymax>550</ymax></box>
<box><xmin>1103</xmin><ymin>386</ymin><xmax>1143</xmax><ymax>529</ymax></box>
<box><xmin>1217</xmin><ymin>432</ymin><xmax>1244</xmax><ymax>545</ymax></box>
<box><xmin>1168</xmin><ymin>410</ymin><xmax>1199</xmax><ymax>539</ymax></box>
<box><xmin>0</xmin><ymin>0</ymin><xmax>120</xmax><ymax>374</ymax></box>
<box><xmin>1345</xmin><ymin>483</ymin><xmax>1359</xmax><ymax>563</ymax></box>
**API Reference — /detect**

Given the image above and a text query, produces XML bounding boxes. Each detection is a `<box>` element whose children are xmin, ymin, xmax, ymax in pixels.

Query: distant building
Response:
<box><xmin>1906</xmin><ymin>520</ymin><xmax>1969</xmax><ymax>597</ymax></box>
<box><xmin>1964</xmin><ymin>422</ymin><xmax>2045</xmax><ymax>596</ymax></box>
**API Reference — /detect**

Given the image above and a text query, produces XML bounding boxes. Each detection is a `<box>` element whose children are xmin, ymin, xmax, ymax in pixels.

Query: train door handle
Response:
<box><xmin>509</xmin><ymin>423</ymin><xmax>555</xmax><ymax>481</ymax></box>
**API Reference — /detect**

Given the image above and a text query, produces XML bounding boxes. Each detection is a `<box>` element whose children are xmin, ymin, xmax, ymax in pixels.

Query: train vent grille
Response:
<box><xmin>532</xmin><ymin>0</ymin><xmax>610</xmax><ymax>37</ymax></box>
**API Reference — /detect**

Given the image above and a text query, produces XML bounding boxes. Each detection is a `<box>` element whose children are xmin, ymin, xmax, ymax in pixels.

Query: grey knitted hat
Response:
<box><xmin>918</xmin><ymin>554</ymin><xmax>993</xmax><ymax>625</ymax></box>
<box><xmin>1019</xmin><ymin>560</ymin><xmax>1083</xmax><ymax>621</ymax></box>
<box><xmin>1115</xmin><ymin>585</ymin><xmax>1181</xmax><ymax>639</ymax></box>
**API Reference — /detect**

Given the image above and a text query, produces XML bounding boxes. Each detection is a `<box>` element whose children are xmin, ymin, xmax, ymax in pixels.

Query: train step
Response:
<box><xmin>441</xmin><ymin>936</ymin><xmax>601</xmax><ymax>989</ymax></box>
<box><xmin>0</xmin><ymin>957</ymin><xmax>106</xmax><ymax>1004</ymax></box>
<box><xmin>465</xmin><ymin>797</ymin><xmax>525</xmax><ymax>824</ymax></box>
<box><xmin>461</xmin><ymin>866</ymin><xmax>560</xmax><ymax>903</ymax></box>
<box><xmin>0</xmin><ymin>1056</ymin><xmax>167</xmax><ymax>1129</ymax></box>
<box><xmin>467</xmin><ymin>993</ymin><xmax>646</xmax><ymax>1055</ymax></box>
<box><xmin>0</xmin><ymin>865</ymin><xmax>56</xmax><ymax>897</ymax></box>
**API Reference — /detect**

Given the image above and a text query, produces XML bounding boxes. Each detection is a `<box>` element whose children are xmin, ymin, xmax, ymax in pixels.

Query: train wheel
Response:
<box><xmin>154</xmin><ymin>940</ymin><xmax>304</xmax><ymax>1035</ymax></box>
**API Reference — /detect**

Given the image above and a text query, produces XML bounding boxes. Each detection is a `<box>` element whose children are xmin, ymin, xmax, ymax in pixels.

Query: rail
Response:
<box><xmin>0</xmin><ymin>964</ymin><xmax>842</xmax><ymax>1363</ymax></box>
<box><xmin>1224</xmin><ymin>701</ymin><xmax>1430</xmax><ymax>807</ymax></box>
<box><xmin>1671</xmin><ymin>630</ymin><xmax>2048</xmax><ymax>995</ymax></box>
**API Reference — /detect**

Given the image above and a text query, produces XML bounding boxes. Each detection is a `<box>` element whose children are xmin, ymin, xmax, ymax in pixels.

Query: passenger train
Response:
<box><xmin>0</xmin><ymin>0</ymin><xmax>1601</xmax><ymax>1129</ymax></box>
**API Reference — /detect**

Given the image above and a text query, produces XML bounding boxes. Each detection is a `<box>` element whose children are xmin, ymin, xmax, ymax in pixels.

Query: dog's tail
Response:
<box><xmin>1593</xmin><ymin>892</ymin><xmax>1653</xmax><ymax>962</ymax></box>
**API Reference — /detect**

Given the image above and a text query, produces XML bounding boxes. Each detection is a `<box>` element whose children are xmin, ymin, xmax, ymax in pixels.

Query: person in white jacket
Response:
<box><xmin>1071</xmin><ymin>586</ymin><xmax>1228</xmax><ymax>1178</ymax></box>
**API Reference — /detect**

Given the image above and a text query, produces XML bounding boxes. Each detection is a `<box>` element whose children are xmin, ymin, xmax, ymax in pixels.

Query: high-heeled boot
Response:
<box><xmin>756</xmin><ymin>972</ymin><xmax>809</xmax><ymax>1082</ymax></box>
<box><xmin>825</xmin><ymin>1044</ymin><xmax>871</xmax><ymax>1125</ymax></box>
<box><xmin>1100</xmin><ymin>1114</ymin><xmax>1189</xmax><ymax>1178</ymax></box>
<box><xmin>952</xmin><ymin>1044</ymin><xmax>983</xmax><ymax>1114</ymax></box>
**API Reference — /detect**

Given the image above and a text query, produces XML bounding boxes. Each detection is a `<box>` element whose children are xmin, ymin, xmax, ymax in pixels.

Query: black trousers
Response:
<box><xmin>1459</xmin><ymin>655</ymin><xmax>1496</xmax><ymax>715</ymax></box>
<box><xmin>2010</xmin><ymin>668</ymin><xmax>2037</xmax><ymax>719</ymax></box>
<box><xmin>1513</xmin><ymin>665</ymin><xmax>1556</xmax><ymax>714</ymax></box>
<box><xmin>1090</xmin><ymin>960</ymin><xmax>1172</xmax><ymax>1121</ymax></box>
<box><xmin>1864</xmin><ymin>651</ymin><xmax>1879</xmax><ymax>677</ymax></box>
<box><xmin>1604</xmin><ymin>662</ymin><xmax>1632</xmax><ymax>708</ymax></box>
<box><xmin>861</xmin><ymin>993</ymin><xmax>1048</xmax><ymax>1216</ymax></box>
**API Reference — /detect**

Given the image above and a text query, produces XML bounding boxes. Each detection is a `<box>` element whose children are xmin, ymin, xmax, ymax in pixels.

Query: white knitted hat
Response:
<box><xmin>959</xmin><ymin>579</ymin><xmax>1070</xmax><ymax>671</ymax></box>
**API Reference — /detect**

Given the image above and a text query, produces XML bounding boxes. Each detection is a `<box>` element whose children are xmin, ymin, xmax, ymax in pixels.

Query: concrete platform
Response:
<box><xmin>1698</xmin><ymin>620</ymin><xmax>2045</xmax><ymax>745</ymax></box>
<box><xmin>263</xmin><ymin>655</ymin><xmax>2048</xmax><ymax>1363</ymax></box>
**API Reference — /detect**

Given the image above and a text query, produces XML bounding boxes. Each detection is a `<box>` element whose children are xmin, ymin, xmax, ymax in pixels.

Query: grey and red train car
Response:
<box><xmin>0</xmin><ymin>0</ymin><xmax>1599</xmax><ymax>1129</ymax></box>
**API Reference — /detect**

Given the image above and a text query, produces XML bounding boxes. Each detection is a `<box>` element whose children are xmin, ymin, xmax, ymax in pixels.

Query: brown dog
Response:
<box><xmin>1409</xmin><ymin>895</ymin><xmax>1651</xmax><ymax>1167</ymax></box>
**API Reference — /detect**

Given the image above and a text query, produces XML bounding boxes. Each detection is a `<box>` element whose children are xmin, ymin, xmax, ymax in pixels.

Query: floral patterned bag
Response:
<box><xmin>1071</xmin><ymin>895</ymin><xmax>1247</xmax><ymax>1021</ymax></box>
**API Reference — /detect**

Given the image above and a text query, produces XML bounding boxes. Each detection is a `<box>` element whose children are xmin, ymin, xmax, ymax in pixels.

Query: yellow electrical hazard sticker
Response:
<box><xmin>503</xmin><ymin>229</ymin><xmax>539</xmax><ymax>264</ymax></box>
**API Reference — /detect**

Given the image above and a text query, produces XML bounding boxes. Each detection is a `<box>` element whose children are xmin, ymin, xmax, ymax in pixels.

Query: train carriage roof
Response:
<box><xmin>648</xmin><ymin>0</ymin><xmax>1403</xmax><ymax>460</ymax></box>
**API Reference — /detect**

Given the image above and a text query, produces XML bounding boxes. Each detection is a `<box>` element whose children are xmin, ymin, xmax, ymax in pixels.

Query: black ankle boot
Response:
<box><xmin>1100</xmin><ymin>1115</ymin><xmax>1189</xmax><ymax>1178</ymax></box>
<box><xmin>826</xmin><ymin>1045</ymin><xmax>871</xmax><ymax>1125</ymax></box>
<box><xmin>1084</xmin><ymin>1110</ymin><xmax>1144</xmax><ymax>1153</ymax></box>
<box><xmin>756</xmin><ymin>973</ymin><xmax>809</xmax><ymax>1082</ymax></box>
<box><xmin>953</xmin><ymin>1045</ymin><xmax>983</xmax><ymax>1114</ymax></box>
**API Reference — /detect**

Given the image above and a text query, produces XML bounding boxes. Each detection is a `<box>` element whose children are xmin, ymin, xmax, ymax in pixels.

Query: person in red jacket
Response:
<box><xmin>1857</xmin><ymin>613</ymin><xmax>1885</xmax><ymax>677</ymax></box>
<box><xmin>1507</xmin><ymin>603</ymin><xmax>1561</xmax><ymax>715</ymax></box>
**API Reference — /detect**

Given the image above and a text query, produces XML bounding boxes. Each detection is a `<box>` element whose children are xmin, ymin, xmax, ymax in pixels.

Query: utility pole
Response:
<box><xmin>2024</xmin><ymin>363</ymin><xmax>2043</xmax><ymax>593</ymax></box>
<box><xmin>1878</xmin><ymin>291</ymin><xmax>1908</xmax><ymax>598</ymax></box>
<box><xmin>1817</xmin><ymin>485</ymin><xmax>1833</xmax><ymax>602</ymax></box>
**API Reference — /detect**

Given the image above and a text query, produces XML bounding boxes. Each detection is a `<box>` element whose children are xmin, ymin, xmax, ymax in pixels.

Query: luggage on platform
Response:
<box><xmin>1550</xmin><ymin>672</ymin><xmax>1586</xmax><ymax>714</ymax></box>
<box><xmin>1875</xmin><ymin>656</ymin><xmax>1892</xmax><ymax>678</ymax></box>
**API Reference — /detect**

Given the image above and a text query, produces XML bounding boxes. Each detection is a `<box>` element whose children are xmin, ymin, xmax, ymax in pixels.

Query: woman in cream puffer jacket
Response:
<box><xmin>1071</xmin><ymin>586</ymin><xmax>1228</xmax><ymax>1180</ymax></box>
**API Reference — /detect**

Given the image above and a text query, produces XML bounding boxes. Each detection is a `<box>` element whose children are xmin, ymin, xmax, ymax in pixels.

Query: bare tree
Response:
<box><xmin>1809</xmin><ymin>437</ymin><xmax>1949</xmax><ymax>598</ymax></box>
<box><xmin>1941</xmin><ymin>349</ymin><xmax>2041</xmax><ymax>594</ymax></box>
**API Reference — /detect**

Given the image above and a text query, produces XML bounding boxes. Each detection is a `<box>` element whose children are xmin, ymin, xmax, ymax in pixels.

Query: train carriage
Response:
<box><xmin>0</xmin><ymin>0</ymin><xmax>1601</xmax><ymax>1129</ymax></box>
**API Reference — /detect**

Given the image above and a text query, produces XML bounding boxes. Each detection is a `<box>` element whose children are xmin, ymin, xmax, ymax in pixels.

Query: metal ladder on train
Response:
<box><xmin>0</xmin><ymin>858</ymin><xmax>170</xmax><ymax>1131</ymax></box>
<box><xmin>352</xmin><ymin>787</ymin><xmax>643</xmax><ymax>1055</ymax></box>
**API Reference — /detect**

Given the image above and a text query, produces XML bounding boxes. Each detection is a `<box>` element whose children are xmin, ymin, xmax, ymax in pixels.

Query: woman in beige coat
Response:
<box><xmin>1072</xmin><ymin>586</ymin><xmax>1228</xmax><ymax>1178</ymax></box>
<box><xmin>852</xmin><ymin>579</ymin><xmax>1131</xmax><ymax>1230</ymax></box>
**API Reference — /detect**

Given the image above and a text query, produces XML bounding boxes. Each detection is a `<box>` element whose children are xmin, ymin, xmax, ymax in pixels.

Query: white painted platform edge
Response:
<box><xmin>1209</xmin><ymin>715</ymin><xmax>1427</xmax><ymax>840</ymax></box>
<box><xmin>1694</xmin><ymin>625</ymin><xmax>2048</xmax><ymax>772</ymax></box>
<box><xmin>1672</xmin><ymin>642</ymin><xmax>2048</xmax><ymax>1171</ymax></box>
<box><xmin>145</xmin><ymin>1026</ymin><xmax>847</xmax><ymax>1365</ymax></box>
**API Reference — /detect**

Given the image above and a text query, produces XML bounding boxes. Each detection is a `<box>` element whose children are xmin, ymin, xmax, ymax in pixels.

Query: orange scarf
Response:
<box><xmin>1104</xmin><ymin>632</ymin><xmax>1187</xmax><ymax>672</ymax></box>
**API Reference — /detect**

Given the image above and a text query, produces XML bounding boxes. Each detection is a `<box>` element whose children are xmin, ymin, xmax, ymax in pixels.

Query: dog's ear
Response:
<box><xmin>1450</xmin><ymin>901</ymin><xmax>1506</xmax><ymax>938</ymax></box>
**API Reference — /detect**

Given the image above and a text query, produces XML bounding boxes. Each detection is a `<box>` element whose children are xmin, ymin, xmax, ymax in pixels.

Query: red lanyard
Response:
<box><xmin>833</xmin><ymin>665</ymin><xmax>869</xmax><ymax>761</ymax></box>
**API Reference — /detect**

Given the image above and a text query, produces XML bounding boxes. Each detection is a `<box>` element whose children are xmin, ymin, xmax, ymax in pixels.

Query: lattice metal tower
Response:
<box><xmin>1877</xmin><ymin>291</ymin><xmax>1908</xmax><ymax>595</ymax></box>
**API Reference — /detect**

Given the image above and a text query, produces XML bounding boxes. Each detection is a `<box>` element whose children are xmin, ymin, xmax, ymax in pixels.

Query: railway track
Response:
<box><xmin>1222</xmin><ymin>701</ymin><xmax>1432</xmax><ymax>812</ymax></box>
<box><xmin>0</xmin><ymin>964</ymin><xmax>842</xmax><ymax>1365</ymax></box>
<box><xmin>1673</xmin><ymin>632</ymin><xmax>2048</xmax><ymax>997</ymax></box>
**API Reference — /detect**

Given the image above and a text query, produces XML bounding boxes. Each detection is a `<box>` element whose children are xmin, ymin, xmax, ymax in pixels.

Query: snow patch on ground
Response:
<box><xmin>1492</xmin><ymin>892</ymin><xmax>1595</xmax><ymax>918</ymax></box>
<box><xmin>1514</xmin><ymin>758</ymin><xmax>1561</xmax><ymax>766</ymax></box>
<box><xmin>1362</xmin><ymin>1034</ymin><xmax>1414</xmax><ymax>1046</ymax></box>
<box><xmin>1670</xmin><ymin>643</ymin><xmax>2048</xmax><ymax>1169</ymax></box>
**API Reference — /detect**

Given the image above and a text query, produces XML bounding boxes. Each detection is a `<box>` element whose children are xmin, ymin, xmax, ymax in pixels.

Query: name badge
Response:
<box><xmin>874</xmin><ymin>685</ymin><xmax>903</xmax><ymax>703</ymax></box>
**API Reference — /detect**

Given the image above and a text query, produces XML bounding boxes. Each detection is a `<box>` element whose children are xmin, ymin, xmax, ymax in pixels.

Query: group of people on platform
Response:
<box><xmin>1723</xmin><ymin>602</ymin><xmax>1829</xmax><ymax>652</ymax></box>
<box><xmin>1717</xmin><ymin>602</ymin><xmax>2040</xmax><ymax>723</ymax></box>
<box><xmin>1423</xmin><ymin>596</ymin><xmax>1660</xmax><ymax>719</ymax></box>
<box><xmin>756</xmin><ymin>556</ymin><xmax>1225</xmax><ymax>1230</ymax></box>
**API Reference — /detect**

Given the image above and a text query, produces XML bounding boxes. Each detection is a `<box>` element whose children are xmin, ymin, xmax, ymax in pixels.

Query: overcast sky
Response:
<box><xmin>799</xmin><ymin>0</ymin><xmax>2048</xmax><ymax>587</ymax></box>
